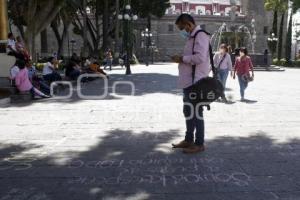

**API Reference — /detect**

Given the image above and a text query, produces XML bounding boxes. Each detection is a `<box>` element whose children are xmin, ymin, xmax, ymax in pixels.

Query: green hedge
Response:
<box><xmin>34</xmin><ymin>63</ymin><xmax>65</xmax><ymax>71</ymax></box>
<box><xmin>272</xmin><ymin>59</ymin><xmax>300</xmax><ymax>67</ymax></box>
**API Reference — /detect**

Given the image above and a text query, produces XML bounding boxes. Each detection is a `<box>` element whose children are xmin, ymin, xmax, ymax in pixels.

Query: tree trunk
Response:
<box><xmin>16</xmin><ymin>25</ymin><xmax>25</xmax><ymax>39</ymax></box>
<box><xmin>82</xmin><ymin>0</ymin><xmax>88</xmax><ymax>58</ymax></box>
<box><xmin>40</xmin><ymin>29</ymin><xmax>48</xmax><ymax>57</ymax></box>
<box><xmin>51</xmin><ymin>17</ymin><xmax>70</xmax><ymax>58</ymax></box>
<box><xmin>23</xmin><ymin>0</ymin><xmax>63</xmax><ymax>60</ymax></box>
<box><xmin>102</xmin><ymin>0</ymin><xmax>109</xmax><ymax>51</ymax></box>
<box><xmin>24</xmin><ymin>20</ymin><xmax>38</xmax><ymax>61</ymax></box>
<box><xmin>115</xmin><ymin>0</ymin><xmax>120</xmax><ymax>54</ymax></box>
<box><xmin>147</xmin><ymin>15</ymin><xmax>151</xmax><ymax>31</ymax></box>
<box><xmin>58</xmin><ymin>23</ymin><xmax>70</xmax><ymax>57</ymax></box>
<box><xmin>285</xmin><ymin>11</ymin><xmax>292</xmax><ymax>63</ymax></box>
<box><xmin>277</xmin><ymin>12</ymin><xmax>285</xmax><ymax>60</ymax></box>
<box><xmin>271</xmin><ymin>10</ymin><xmax>278</xmax><ymax>36</ymax></box>
<box><xmin>94</xmin><ymin>1</ymin><xmax>101</xmax><ymax>56</ymax></box>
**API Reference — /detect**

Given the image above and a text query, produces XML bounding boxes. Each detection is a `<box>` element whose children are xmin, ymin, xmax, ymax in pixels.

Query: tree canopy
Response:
<box><xmin>7</xmin><ymin>0</ymin><xmax>171</xmax><ymax>58</ymax></box>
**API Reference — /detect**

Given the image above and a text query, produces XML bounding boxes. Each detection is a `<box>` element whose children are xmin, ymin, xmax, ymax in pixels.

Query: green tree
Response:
<box><xmin>50</xmin><ymin>0</ymin><xmax>79</xmax><ymax>57</ymax></box>
<box><xmin>8</xmin><ymin>0</ymin><xmax>64</xmax><ymax>60</ymax></box>
<box><xmin>131</xmin><ymin>0</ymin><xmax>170</xmax><ymax>30</ymax></box>
<box><xmin>278</xmin><ymin>9</ymin><xmax>286</xmax><ymax>60</ymax></box>
<box><xmin>69</xmin><ymin>0</ymin><xmax>117</xmax><ymax>56</ymax></box>
<box><xmin>286</xmin><ymin>0</ymin><xmax>300</xmax><ymax>62</ymax></box>
<box><xmin>265</xmin><ymin>0</ymin><xmax>280</xmax><ymax>36</ymax></box>
<box><xmin>265</xmin><ymin>0</ymin><xmax>288</xmax><ymax>60</ymax></box>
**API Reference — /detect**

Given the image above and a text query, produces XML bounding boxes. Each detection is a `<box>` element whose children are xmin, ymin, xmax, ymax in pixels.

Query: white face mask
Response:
<box><xmin>179</xmin><ymin>29</ymin><xmax>190</xmax><ymax>39</ymax></box>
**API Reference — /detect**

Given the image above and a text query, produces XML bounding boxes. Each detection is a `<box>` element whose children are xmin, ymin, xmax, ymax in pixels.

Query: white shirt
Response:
<box><xmin>7</xmin><ymin>39</ymin><xmax>16</xmax><ymax>53</ymax></box>
<box><xmin>43</xmin><ymin>62</ymin><xmax>54</xmax><ymax>75</ymax></box>
<box><xmin>10</xmin><ymin>65</ymin><xmax>19</xmax><ymax>79</ymax></box>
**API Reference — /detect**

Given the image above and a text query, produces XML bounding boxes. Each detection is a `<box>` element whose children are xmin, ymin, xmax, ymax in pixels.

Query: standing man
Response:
<box><xmin>171</xmin><ymin>14</ymin><xmax>211</xmax><ymax>154</ymax></box>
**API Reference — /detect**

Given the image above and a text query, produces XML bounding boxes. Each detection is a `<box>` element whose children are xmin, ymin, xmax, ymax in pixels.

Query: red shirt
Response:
<box><xmin>234</xmin><ymin>56</ymin><xmax>253</xmax><ymax>76</ymax></box>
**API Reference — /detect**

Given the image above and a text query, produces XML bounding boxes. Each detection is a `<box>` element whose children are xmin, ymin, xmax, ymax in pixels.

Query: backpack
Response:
<box><xmin>185</xmin><ymin>30</ymin><xmax>226</xmax><ymax>110</ymax></box>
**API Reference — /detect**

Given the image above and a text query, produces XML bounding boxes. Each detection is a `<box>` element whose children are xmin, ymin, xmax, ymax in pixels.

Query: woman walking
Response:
<box><xmin>213</xmin><ymin>44</ymin><xmax>232</xmax><ymax>89</ymax></box>
<box><xmin>233</xmin><ymin>47</ymin><xmax>254</xmax><ymax>101</ymax></box>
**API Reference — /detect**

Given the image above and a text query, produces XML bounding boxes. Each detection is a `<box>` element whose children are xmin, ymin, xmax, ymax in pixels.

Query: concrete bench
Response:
<box><xmin>0</xmin><ymin>88</ymin><xmax>11</xmax><ymax>106</ymax></box>
<box><xmin>10</xmin><ymin>91</ymin><xmax>32</xmax><ymax>103</ymax></box>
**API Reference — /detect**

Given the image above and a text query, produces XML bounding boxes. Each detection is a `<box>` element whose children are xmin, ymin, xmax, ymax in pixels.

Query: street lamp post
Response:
<box><xmin>251</xmin><ymin>18</ymin><xmax>257</xmax><ymax>54</ymax></box>
<box><xmin>141</xmin><ymin>28</ymin><xmax>152</xmax><ymax>66</ymax></box>
<box><xmin>70</xmin><ymin>39</ymin><xmax>76</xmax><ymax>54</ymax></box>
<box><xmin>118</xmin><ymin>1</ymin><xmax>138</xmax><ymax>75</ymax></box>
<box><xmin>267</xmin><ymin>33</ymin><xmax>278</xmax><ymax>58</ymax></box>
<box><xmin>150</xmin><ymin>42</ymin><xmax>156</xmax><ymax>64</ymax></box>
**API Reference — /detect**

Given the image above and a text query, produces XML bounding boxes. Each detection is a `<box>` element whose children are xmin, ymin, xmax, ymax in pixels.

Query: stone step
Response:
<box><xmin>254</xmin><ymin>66</ymin><xmax>285</xmax><ymax>72</ymax></box>
<box><xmin>0</xmin><ymin>97</ymin><xmax>10</xmax><ymax>107</ymax></box>
<box><xmin>0</xmin><ymin>88</ymin><xmax>11</xmax><ymax>107</ymax></box>
<box><xmin>0</xmin><ymin>78</ymin><xmax>12</xmax><ymax>87</ymax></box>
<box><xmin>0</xmin><ymin>86</ymin><xmax>18</xmax><ymax>94</ymax></box>
<box><xmin>10</xmin><ymin>92</ymin><xmax>32</xmax><ymax>104</ymax></box>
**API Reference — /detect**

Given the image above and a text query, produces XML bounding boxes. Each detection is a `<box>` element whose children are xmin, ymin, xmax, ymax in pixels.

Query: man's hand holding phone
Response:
<box><xmin>170</xmin><ymin>55</ymin><xmax>183</xmax><ymax>63</ymax></box>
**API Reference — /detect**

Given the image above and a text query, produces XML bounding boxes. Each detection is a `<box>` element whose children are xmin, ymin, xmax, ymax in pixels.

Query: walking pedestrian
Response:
<box><xmin>104</xmin><ymin>49</ymin><xmax>113</xmax><ymax>71</ymax></box>
<box><xmin>233</xmin><ymin>47</ymin><xmax>254</xmax><ymax>101</ymax></box>
<box><xmin>213</xmin><ymin>44</ymin><xmax>232</xmax><ymax>89</ymax></box>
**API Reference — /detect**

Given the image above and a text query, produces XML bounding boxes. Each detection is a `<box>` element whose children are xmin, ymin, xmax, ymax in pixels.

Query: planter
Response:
<box><xmin>0</xmin><ymin>88</ymin><xmax>11</xmax><ymax>106</ymax></box>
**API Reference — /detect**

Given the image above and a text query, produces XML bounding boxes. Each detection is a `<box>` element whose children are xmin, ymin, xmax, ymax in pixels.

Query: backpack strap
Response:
<box><xmin>217</xmin><ymin>54</ymin><xmax>227</xmax><ymax>69</ymax></box>
<box><xmin>191</xmin><ymin>29</ymin><xmax>217</xmax><ymax>84</ymax></box>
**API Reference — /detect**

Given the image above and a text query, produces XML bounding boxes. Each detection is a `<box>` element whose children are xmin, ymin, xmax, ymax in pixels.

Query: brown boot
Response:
<box><xmin>172</xmin><ymin>140</ymin><xmax>193</xmax><ymax>149</ymax></box>
<box><xmin>183</xmin><ymin>145</ymin><xmax>205</xmax><ymax>154</ymax></box>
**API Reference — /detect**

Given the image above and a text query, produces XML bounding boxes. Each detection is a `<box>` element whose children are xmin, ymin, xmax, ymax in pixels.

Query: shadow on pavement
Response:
<box><xmin>1</xmin><ymin>130</ymin><xmax>300</xmax><ymax>199</ymax></box>
<box><xmin>238</xmin><ymin>99</ymin><xmax>258</xmax><ymax>104</ymax></box>
<box><xmin>5</xmin><ymin>73</ymin><xmax>180</xmax><ymax>108</ymax></box>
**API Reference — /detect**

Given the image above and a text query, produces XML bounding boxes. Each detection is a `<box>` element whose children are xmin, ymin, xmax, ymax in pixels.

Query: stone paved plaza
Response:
<box><xmin>1</xmin><ymin>63</ymin><xmax>300</xmax><ymax>200</ymax></box>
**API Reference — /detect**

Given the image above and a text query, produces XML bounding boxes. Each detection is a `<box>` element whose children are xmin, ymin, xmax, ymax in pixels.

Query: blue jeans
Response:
<box><xmin>218</xmin><ymin>68</ymin><xmax>229</xmax><ymax>88</ymax></box>
<box><xmin>68</xmin><ymin>70</ymin><xmax>81</xmax><ymax>80</ymax></box>
<box><xmin>104</xmin><ymin>59</ymin><xmax>113</xmax><ymax>70</ymax></box>
<box><xmin>238</xmin><ymin>75</ymin><xmax>248</xmax><ymax>99</ymax></box>
<box><xmin>183</xmin><ymin>89</ymin><xmax>205</xmax><ymax>146</ymax></box>
<box><xmin>43</xmin><ymin>72</ymin><xmax>62</xmax><ymax>84</ymax></box>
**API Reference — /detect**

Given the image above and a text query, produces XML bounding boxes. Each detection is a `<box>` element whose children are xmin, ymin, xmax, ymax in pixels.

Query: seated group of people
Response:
<box><xmin>10</xmin><ymin>59</ymin><xmax>51</xmax><ymax>99</ymax></box>
<box><xmin>7</xmin><ymin>33</ymin><xmax>30</xmax><ymax>62</ymax></box>
<box><xmin>65</xmin><ymin>53</ymin><xmax>108</xmax><ymax>81</ymax></box>
<box><xmin>7</xmin><ymin>33</ymin><xmax>51</xmax><ymax>99</ymax></box>
<box><xmin>7</xmin><ymin>33</ymin><xmax>109</xmax><ymax>100</ymax></box>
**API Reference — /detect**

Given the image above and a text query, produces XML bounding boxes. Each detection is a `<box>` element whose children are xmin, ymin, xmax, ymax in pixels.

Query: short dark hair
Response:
<box><xmin>175</xmin><ymin>14</ymin><xmax>195</xmax><ymax>25</ymax></box>
<box><xmin>8</xmin><ymin>33</ymin><xmax>13</xmax><ymax>38</ymax></box>
<box><xmin>219</xmin><ymin>44</ymin><xmax>228</xmax><ymax>52</ymax></box>
<box><xmin>16</xmin><ymin>59</ymin><xmax>26</xmax><ymax>69</ymax></box>
<box><xmin>240</xmin><ymin>47</ymin><xmax>248</xmax><ymax>55</ymax></box>
<box><xmin>48</xmin><ymin>56</ymin><xmax>55</xmax><ymax>62</ymax></box>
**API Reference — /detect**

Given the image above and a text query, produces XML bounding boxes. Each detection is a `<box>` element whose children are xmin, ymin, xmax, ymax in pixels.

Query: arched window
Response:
<box><xmin>206</xmin><ymin>10</ymin><xmax>212</xmax><ymax>15</ymax></box>
<box><xmin>196</xmin><ymin>6</ymin><xmax>205</xmax><ymax>15</ymax></box>
<box><xmin>225</xmin><ymin>7</ymin><xmax>231</xmax><ymax>16</ymax></box>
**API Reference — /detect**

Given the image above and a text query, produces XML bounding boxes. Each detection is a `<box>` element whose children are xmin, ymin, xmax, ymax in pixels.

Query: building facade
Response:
<box><xmin>8</xmin><ymin>0</ymin><xmax>282</xmax><ymax>64</ymax></box>
<box><xmin>165</xmin><ymin>0</ymin><xmax>242</xmax><ymax>16</ymax></box>
<box><xmin>135</xmin><ymin>0</ymin><xmax>276</xmax><ymax>63</ymax></box>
